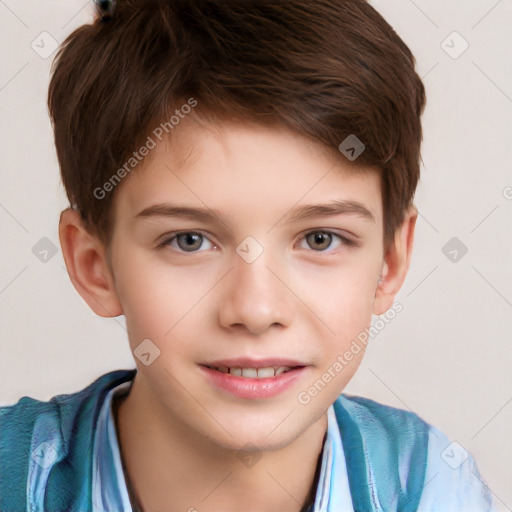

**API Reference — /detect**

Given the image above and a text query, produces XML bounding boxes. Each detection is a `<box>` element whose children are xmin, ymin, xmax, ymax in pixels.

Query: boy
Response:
<box><xmin>0</xmin><ymin>0</ymin><xmax>497</xmax><ymax>510</ymax></box>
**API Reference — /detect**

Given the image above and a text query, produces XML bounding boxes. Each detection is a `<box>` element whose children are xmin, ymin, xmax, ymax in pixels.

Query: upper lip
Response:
<box><xmin>203</xmin><ymin>358</ymin><xmax>306</xmax><ymax>369</ymax></box>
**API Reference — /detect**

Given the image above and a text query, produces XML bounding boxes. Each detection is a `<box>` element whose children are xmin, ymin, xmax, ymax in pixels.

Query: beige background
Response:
<box><xmin>0</xmin><ymin>1</ymin><xmax>511</xmax><ymax>509</ymax></box>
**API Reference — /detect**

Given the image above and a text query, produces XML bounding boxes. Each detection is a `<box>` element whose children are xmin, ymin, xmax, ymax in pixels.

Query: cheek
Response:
<box><xmin>302</xmin><ymin>255</ymin><xmax>380</xmax><ymax>381</ymax></box>
<box><xmin>113</xmin><ymin>249</ymin><xmax>224</xmax><ymax>359</ymax></box>
<box><xmin>113</xmin><ymin>253</ymin><xmax>187</xmax><ymax>344</ymax></box>
<box><xmin>307</xmin><ymin>257</ymin><xmax>380</xmax><ymax>329</ymax></box>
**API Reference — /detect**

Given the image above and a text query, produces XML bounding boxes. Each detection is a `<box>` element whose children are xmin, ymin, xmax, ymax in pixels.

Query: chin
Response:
<box><xmin>202</xmin><ymin>409</ymin><xmax>317</xmax><ymax>453</ymax></box>
<box><xmin>207</xmin><ymin>429</ymin><xmax>299</xmax><ymax>454</ymax></box>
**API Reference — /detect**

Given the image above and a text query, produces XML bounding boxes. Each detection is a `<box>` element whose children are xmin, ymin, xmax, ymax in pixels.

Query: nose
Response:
<box><xmin>218</xmin><ymin>250</ymin><xmax>295</xmax><ymax>336</ymax></box>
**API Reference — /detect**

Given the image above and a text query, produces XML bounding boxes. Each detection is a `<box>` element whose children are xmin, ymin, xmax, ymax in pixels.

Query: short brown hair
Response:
<box><xmin>48</xmin><ymin>0</ymin><xmax>426</xmax><ymax>252</ymax></box>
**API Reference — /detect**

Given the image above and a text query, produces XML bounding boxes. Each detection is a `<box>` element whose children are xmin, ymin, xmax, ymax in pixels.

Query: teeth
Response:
<box><xmin>257</xmin><ymin>367</ymin><xmax>275</xmax><ymax>378</ymax></box>
<box><xmin>213</xmin><ymin>366</ymin><xmax>293</xmax><ymax>378</ymax></box>
<box><xmin>242</xmin><ymin>368</ymin><xmax>258</xmax><ymax>378</ymax></box>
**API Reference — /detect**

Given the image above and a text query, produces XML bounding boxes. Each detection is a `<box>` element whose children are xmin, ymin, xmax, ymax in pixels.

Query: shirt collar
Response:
<box><xmin>93</xmin><ymin>379</ymin><xmax>354</xmax><ymax>511</ymax></box>
<box><xmin>313</xmin><ymin>405</ymin><xmax>354</xmax><ymax>511</ymax></box>
<box><xmin>92</xmin><ymin>380</ymin><xmax>133</xmax><ymax>511</ymax></box>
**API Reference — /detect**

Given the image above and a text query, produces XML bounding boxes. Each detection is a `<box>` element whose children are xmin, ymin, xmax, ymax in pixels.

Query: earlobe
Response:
<box><xmin>59</xmin><ymin>208</ymin><xmax>123</xmax><ymax>318</ymax></box>
<box><xmin>373</xmin><ymin>206</ymin><xmax>417</xmax><ymax>315</ymax></box>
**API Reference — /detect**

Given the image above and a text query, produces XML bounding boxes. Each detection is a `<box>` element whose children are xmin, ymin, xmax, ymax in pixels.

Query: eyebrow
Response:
<box><xmin>134</xmin><ymin>199</ymin><xmax>375</xmax><ymax>225</ymax></box>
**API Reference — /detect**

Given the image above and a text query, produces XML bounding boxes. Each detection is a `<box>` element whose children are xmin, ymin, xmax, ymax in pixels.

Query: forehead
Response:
<box><xmin>114</xmin><ymin>118</ymin><xmax>382</xmax><ymax>224</ymax></box>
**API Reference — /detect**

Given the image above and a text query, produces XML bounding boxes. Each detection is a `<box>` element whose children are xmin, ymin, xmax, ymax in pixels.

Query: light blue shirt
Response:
<box><xmin>89</xmin><ymin>380</ymin><xmax>497</xmax><ymax>512</ymax></box>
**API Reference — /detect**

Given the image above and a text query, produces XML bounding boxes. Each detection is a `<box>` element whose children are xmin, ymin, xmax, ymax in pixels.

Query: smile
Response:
<box><xmin>206</xmin><ymin>366</ymin><xmax>294</xmax><ymax>378</ymax></box>
<box><xmin>200</xmin><ymin>364</ymin><xmax>308</xmax><ymax>399</ymax></box>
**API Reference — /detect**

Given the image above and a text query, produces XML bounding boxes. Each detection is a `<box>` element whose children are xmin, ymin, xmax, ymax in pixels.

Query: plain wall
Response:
<box><xmin>0</xmin><ymin>1</ymin><xmax>511</xmax><ymax>509</ymax></box>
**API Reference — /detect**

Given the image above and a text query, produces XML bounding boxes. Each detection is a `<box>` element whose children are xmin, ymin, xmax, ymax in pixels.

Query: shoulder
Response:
<box><xmin>0</xmin><ymin>368</ymin><xmax>136</xmax><ymax>431</ymax></box>
<box><xmin>333</xmin><ymin>394</ymin><xmax>497</xmax><ymax>511</ymax></box>
<box><xmin>417</xmin><ymin>424</ymin><xmax>497</xmax><ymax>511</ymax></box>
<box><xmin>0</xmin><ymin>368</ymin><xmax>136</xmax><ymax>511</ymax></box>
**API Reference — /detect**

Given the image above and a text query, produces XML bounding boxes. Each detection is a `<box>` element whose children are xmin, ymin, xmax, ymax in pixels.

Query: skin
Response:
<box><xmin>59</xmin><ymin>117</ymin><xmax>417</xmax><ymax>512</ymax></box>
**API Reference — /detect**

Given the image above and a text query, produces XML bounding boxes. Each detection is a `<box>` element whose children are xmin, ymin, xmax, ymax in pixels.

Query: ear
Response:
<box><xmin>59</xmin><ymin>208</ymin><xmax>123</xmax><ymax>318</ymax></box>
<box><xmin>373</xmin><ymin>205</ymin><xmax>418</xmax><ymax>315</ymax></box>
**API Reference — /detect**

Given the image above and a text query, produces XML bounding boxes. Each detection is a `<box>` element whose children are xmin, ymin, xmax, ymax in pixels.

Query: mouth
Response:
<box><xmin>199</xmin><ymin>360</ymin><xmax>308</xmax><ymax>399</ymax></box>
<box><xmin>203</xmin><ymin>365</ymin><xmax>300</xmax><ymax>378</ymax></box>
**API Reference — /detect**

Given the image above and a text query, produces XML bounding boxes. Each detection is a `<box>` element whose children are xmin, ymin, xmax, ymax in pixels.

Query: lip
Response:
<box><xmin>199</xmin><ymin>363</ymin><xmax>308</xmax><ymax>399</ymax></box>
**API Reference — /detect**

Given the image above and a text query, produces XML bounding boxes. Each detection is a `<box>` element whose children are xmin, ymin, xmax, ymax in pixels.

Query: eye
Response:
<box><xmin>299</xmin><ymin>230</ymin><xmax>356</xmax><ymax>252</ymax></box>
<box><xmin>158</xmin><ymin>231</ymin><xmax>214</xmax><ymax>253</ymax></box>
<box><xmin>158</xmin><ymin>229</ymin><xmax>357</xmax><ymax>254</ymax></box>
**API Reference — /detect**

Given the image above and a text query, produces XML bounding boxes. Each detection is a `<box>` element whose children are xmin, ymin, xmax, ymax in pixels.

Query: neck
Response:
<box><xmin>113</xmin><ymin>375</ymin><xmax>327</xmax><ymax>512</ymax></box>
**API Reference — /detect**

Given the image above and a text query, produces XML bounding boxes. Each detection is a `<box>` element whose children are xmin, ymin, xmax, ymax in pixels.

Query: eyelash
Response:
<box><xmin>157</xmin><ymin>229</ymin><xmax>359</xmax><ymax>254</ymax></box>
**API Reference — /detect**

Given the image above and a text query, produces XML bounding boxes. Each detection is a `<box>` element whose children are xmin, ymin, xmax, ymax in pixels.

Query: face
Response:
<box><xmin>105</xmin><ymin>118</ymin><xmax>386</xmax><ymax>451</ymax></box>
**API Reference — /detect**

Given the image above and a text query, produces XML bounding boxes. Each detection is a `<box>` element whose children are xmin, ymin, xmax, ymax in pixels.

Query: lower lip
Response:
<box><xmin>200</xmin><ymin>365</ymin><xmax>307</xmax><ymax>399</ymax></box>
